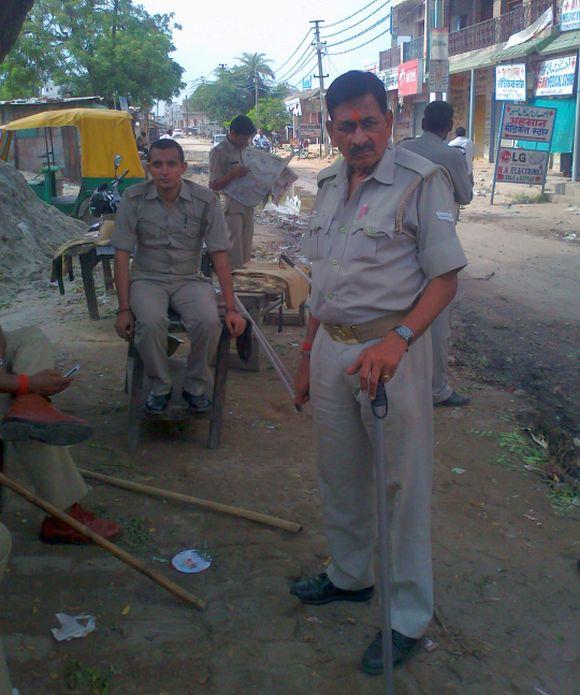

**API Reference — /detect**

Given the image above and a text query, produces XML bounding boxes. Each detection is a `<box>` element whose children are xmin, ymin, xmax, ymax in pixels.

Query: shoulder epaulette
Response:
<box><xmin>124</xmin><ymin>181</ymin><xmax>151</xmax><ymax>198</ymax></box>
<box><xmin>317</xmin><ymin>159</ymin><xmax>343</xmax><ymax>187</ymax></box>
<box><xmin>394</xmin><ymin>146</ymin><xmax>441</xmax><ymax>181</ymax></box>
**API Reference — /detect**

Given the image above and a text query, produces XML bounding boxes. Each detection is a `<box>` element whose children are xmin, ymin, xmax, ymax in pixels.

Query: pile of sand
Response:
<box><xmin>0</xmin><ymin>160</ymin><xmax>86</xmax><ymax>299</ymax></box>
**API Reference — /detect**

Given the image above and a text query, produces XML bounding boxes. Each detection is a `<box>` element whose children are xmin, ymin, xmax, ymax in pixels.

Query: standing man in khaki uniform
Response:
<box><xmin>209</xmin><ymin>115</ymin><xmax>256</xmax><ymax>269</ymax></box>
<box><xmin>399</xmin><ymin>100</ymin><xmax>473</xmax><ymax>407</ymax></box>
<box><xmin>290</xmin><ymin>72</ymin><xmax>467</xmax><ymax>674</ymax></box>
<box><xmin>112</xmin><ymin>138</ymin><xmax>246</xmax><ymax>413</ymax></box>
<box><xmin>0</xmin><ymin>324</ymin><xmax>121</xmax><ymax>543</ymax></box>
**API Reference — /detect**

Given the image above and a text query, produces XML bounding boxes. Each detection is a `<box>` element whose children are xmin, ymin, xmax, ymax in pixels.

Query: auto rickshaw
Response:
<box><xmin>0</xmin><ymin>108</ymin><xmax>145</xmax><ymax>219</ymax></box>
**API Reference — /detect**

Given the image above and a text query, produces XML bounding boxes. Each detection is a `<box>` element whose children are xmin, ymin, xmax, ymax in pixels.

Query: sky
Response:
<box><xmin>137</xmin><ymin>0</ymin><xmax>392</xmax><ymax>101</ymax></box>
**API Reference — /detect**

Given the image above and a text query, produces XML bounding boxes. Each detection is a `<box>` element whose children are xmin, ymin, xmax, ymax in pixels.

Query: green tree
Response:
<box><xmin>234</xmin><ymin>52</ymin><xmax>275</xmax><ymax>110</ymax></box>
<box><xmin>246</xmin><ymin>97</ymin><xmax>289</xmax><ymax>133</ymax></box>
<box><xmin>0</xmin><ymin>0</ymin><xmax>184</xmax><ymax>107</ymax></box>
<box><xmin>188</xmin><ymin>68</ymin><xmax>252</xmax><ymax>127</ymax></box>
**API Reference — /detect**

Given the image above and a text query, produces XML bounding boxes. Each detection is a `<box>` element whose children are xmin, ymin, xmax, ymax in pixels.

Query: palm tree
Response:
<box><xmin>234</xmin><ymin>52</ymin><xmax>275</xmax><ymax>111</ymax></box>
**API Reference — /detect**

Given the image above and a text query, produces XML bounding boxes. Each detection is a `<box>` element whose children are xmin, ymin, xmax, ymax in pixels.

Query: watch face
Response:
<box><xmin>395</xmin><ymin>325</ymin><xmax>413</xmax><ymax>343</ymax></box>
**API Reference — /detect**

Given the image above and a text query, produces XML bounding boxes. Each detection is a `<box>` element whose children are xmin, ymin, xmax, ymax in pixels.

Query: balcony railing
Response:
<box><xmin>448</xmin><ymin>0</ymin><xmax>554</xmax><ymax>57</ymax></box>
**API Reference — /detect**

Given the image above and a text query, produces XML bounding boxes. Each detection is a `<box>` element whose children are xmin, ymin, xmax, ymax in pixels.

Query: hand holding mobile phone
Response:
<box><xmin>64</xmin><ymin>364</ymin><xmax>80</xmax><ymax>378</ymax></box>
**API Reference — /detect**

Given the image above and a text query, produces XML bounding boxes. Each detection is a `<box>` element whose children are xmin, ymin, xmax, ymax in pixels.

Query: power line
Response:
<box><xmin>278</xmin><ymin>48</ymin><xmax>317</xmax><ymax>84</ymax></box>
<box><xmin>323</xmin><ymin>2</ymin><xmax>389</xmax><ymax>39</ymax></box>
<box><xmin>328</xmin><ymin>28</ymin><xmax>389</xmax><ymax>55</ymax></box>
<box><xmin>326</xmin><ymin>15</ymin><xmax>387</xmax><ymax>48</ymax></box>
<box><xmin>277</xmin><ymin>44</ymin><xmax>316</xmax><ymax>83</ymax></box>
<box><xmin>290</xmin><ymin>57</ymin><xmax>319</xmax><ymax>89</ymax></box>
<box><xmin>274</xmin><ymin>30</ymin><xmax>312</xmax><ymax>73</ymax></box>
<box><xmin>324</xmin><ymin>0</ymin><xmax>383</xmax><ymax>29</ymax></box>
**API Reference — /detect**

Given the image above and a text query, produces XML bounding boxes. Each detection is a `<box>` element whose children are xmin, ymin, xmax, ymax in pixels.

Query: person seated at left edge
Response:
<box><xmin>111</xmin><ymin>138</ymin><xmax>246</xmax><ymax>413</ymax></box>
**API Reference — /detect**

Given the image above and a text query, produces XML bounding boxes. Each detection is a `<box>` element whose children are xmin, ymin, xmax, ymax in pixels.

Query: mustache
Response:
<box><xmin>349</xmin><ymin>143</ymin><xmax>375</xmax><ymax>157</ymax></box>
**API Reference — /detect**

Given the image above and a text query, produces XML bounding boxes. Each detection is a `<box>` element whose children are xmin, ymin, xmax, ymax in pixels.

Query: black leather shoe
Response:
<box><xmin>145</xmin><ymin>390</ymin><xmax>172</xmax><ymax>413</ymax></box>
<box><xmin>435</xmin><ymin>390</ymin><xmax>470</xmax><ymax>407</ymax></box>
<box><xmin>361</xmin><ymin>630</ymin><xmax>421</xmax><ymax>675</ymax></box>
<box><xmin>182</xmin><ymin>390</ymin><xmax>212</xmax><ymax>412</ymax></box>
<box><xmin>290</xmin><ymin>572</ymin><xmax>374</xmax><ymax>605</ymax></box>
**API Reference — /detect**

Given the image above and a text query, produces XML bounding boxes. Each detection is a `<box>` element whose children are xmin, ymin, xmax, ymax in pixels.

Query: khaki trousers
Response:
<box><xmin>310</xmin><ymin>328</ymin><xmax>434</xmax><ymax>639</ymax></box>
<box><xmin>431</xmin><ymin>305</ymin><xmax>453</xmax><ymax>404</ymax></box>
<box><xmin>1</xmin><ymin>327</ymin><xmax>87</xmax><ymax>510</ymax></box>
<box><xmin>0</xmin><ymin>524</ymin><xmax>12</xmax><ymax>695</ymax></box>
<box><xmin>225</xmin><ymin>205</ymin><xmax>254</xmax><ymax>270</ymax></box>
<box><xmin>130</xmin><ymin>276</ymin><xmax>220</xmax><ymax>397</ymax></box>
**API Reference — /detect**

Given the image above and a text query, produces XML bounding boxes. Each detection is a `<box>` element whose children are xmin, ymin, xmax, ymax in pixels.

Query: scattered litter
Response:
<box><xmin>122</xmin><ymin>604</ymin><xmax>131</xmax><ymax>616</ymax></box>
<box><xmin>563</xmin><ymin>232</ymin><xmax>577</xmax><ymax>240</ymax></box>
<box><xmin>171</xmin><ymin>549</ymin><xmax>212</xmax><ymax>574</ymax></box>
<box><xmin>152</xmin><ymin>556</ymin><xmax>168</xmax><ymax>564</ymax></box>
<box><xmin>451</xmin><ymin>467</ymin><xmax>466</xmax><ymax>475</ymax></box>
<box><xmin>528</xmin><ymin>431</ymin><xmax>549</xmax><ymax>449</ymax></box>
<box><xmin>306</xmin><ymin>616</ymin><xmax>322</xmax><ymax>624</ymax></box>
<box><xmin>51</xmin><ymin>613</ymin><xmax>96</xmax><ymax>642</ymax></box>
<box><xmin>423</xmin><ymin>638</ymin><xmax>438</xmax><ymax>652</ymax></box>
<box><xmin>534</xmin><ymin>687</ymin><xmax>552</xmax><ymax>695</ymax></box>
<box><xmin>523</xmin><ymin>513</ymin><xmax>539</xmax><ymax>522</ymax></box>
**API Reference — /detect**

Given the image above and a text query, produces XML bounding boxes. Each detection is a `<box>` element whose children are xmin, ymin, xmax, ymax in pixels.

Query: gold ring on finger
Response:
<box><xmin>382</xmin><ymin>375</ymin><xmax>391</xmax><ymax>383</ymax></box>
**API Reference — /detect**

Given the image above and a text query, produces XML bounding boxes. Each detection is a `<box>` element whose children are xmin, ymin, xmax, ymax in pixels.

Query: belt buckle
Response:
<box><xmin>335</xmin><ymin>324</ymin><xmax>358</xmax><ymax>344</ymax></box>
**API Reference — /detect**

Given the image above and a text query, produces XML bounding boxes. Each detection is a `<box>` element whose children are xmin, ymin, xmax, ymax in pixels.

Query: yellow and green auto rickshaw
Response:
<box><xmin>0</xmin><ymin>108</ymin><xmax>145</xmax><ymax>219</ymax></box>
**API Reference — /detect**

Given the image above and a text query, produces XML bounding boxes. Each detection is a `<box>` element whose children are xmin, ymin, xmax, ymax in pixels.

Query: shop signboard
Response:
<box><xmin>430</xmin><ymin>28</ymin><xmax>448</xmax><ymax>61</ymax></box>
<box><xmin>380</xmin><ymin>67</ymin><xmax>399</xmax><ymax>92</ymax></box>
<box><xmin>496</xmin><ymin>64</ymin><xmax>526</xmax><ymax>101</ymax></box>
<box><xmin>398</xmin><ymin>59</ymin><xmax>422</xmax><ymax>97</ymax></box>
<box><xmin>561</xmin><ymin>0</ymin><xmax>580</xmax><ymax>31</ymax></box>
<box><xmin>501</xmin><ymin>103</ymin><xmax>556</xmax><ymax>142</ymax></box>
<box><xmin>535</xmin><ymin>54</ymin><xmax>577</xmax><ymax>96</ymax></box>
<box><xmin>491</xmin><ymin>103</ymin><xmax>556</xmax><ymax>204</ymax></box>
<box><xmin>496</xmin><ymin>147</ymin><xmax>549</xmax><ymax>184</ymax></box>
<box><xmin>429</xmin><ymin>59</ymin><xmax>449</xmax><ymax>92</ymax></box>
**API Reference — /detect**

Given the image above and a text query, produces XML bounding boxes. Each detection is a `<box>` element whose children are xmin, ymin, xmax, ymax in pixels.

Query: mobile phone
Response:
<box><xmin>64</xmin><ymin>364</ymin><xmax>80</xmax><ymax>378</ymax></box>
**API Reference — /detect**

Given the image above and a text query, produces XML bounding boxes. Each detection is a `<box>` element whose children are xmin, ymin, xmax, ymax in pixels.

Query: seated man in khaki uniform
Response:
<box><xmin>291</xmin><ymin>71</ymin><xmax>467</xmax><ymax>674</ymax></box>
<box><xmin>209</xmin><ymin>115</ymin><xmax>256</xmax><ymax>270</ymax></box>
<box><xmin>112</xmin><ymin>138</ymin><xmax>246</xmax><ymax>413</ymax></box>
<box><xmin>0</xmin><ymin>324</ymin><xmax>121</xmax><ymax>543</ymax></box>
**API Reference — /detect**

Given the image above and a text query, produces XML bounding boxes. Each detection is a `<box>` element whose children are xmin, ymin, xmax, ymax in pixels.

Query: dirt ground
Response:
<box><xmin>0</xmin><ymin>141</ymin><xmax>578</xmax><ymax>695</ymax></box>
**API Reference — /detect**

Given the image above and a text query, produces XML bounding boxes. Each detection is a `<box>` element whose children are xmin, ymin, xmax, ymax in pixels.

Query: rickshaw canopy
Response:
<box><xmin>0</xmin><ymin>108</ymin><xmax>144</xmax><ymax>179</ymax></box>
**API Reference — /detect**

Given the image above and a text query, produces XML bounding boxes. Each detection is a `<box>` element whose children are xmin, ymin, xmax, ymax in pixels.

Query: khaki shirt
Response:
<box><xmin>399</xmin><ymin>131</ymin><xmax>473</xmax><ymax>205</ymax></box>
<box><xmin>304</xmin><ymin>145</ymin><xmax>467</xmax><ymax>325</ymax></box>
<box><xmin>209</xmin><ymin>136</ymin><xmax>250</xmax><ymax>215</ymax></box>
<box><xmin>111</xmin><ymin>178</ymin><xmax>230</xmax><ymax>279</ymax></box>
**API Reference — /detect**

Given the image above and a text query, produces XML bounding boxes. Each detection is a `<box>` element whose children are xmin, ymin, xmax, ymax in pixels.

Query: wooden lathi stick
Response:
<box><xmin>80</xmin><ymin>469</ymin><xmax>303</xmax><ymax>534</ymax></box>
<box><xmin>0</xmin><ymin>472</ymin><xmax>204</xmax><ymax>610</ymax></box>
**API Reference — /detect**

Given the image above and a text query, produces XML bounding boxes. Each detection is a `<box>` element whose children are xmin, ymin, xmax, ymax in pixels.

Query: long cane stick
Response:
<box><xmin>0</xmin><ymin>472</ymin><xmax>204</xmax><ymax>610</ymax></box>
<box><xmin>80</xmin><ymin>469</ymin><xmax>302</xmax><ymax>533</ymax></box>
<box><xmin>371</xmin><ymin>384</ymin><xmax>394</xmax><ymax>694</ymax></box>
<box><xmin>233</xmin><ymin>294</ymin><xmax>296</xmax><ymax>400</ymax></box>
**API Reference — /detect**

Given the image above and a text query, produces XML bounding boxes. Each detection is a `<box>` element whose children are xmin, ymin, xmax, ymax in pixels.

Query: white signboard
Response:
<box><xmin>496</xmin><ymin>148</ymin><xmax>549</xmax><ymax>185</ymax></box>
<box><xmin>496</xmin><ymin>64</ymin><xmax>526</xmax><ymax>101</ymax></box>
<box><xmin>379</xmin><ymin>67</ymin><xmax>399</xmax><ymax>91</ymax></box>
<box><xmin>429</xmin><ymin>60</ymin><xmax>449</xmax><ymax>92</ymax></box>
<box><xmin>561</xmin><ymin>0</ymin><xmax>580</xmax><ymax>31</ymax></box>
<box><xmin>430</xmin><ymin>28</ymin><xmax>449</xmax><ymax>61</ymax></box>
<box><xmin>501</xmin><ymin>103</ymin><xmax>556</xmax><ymax>142</ymax></box>
<box><xmin>536</xmin><ymin>54</ymin><xmax>578</xmax><ymax>96</ymax></box>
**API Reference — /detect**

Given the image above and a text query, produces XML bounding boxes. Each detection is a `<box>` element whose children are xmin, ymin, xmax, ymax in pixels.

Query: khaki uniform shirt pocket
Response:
<box><xmin>303</xmin><ymin>213</ymin><xmax>332</xmax><ymax>261</ymax></box>
<box><xmin>349</xmin><ymin>221</ymin><xmax>395</xmax><ymax>263</ymax></box>
<box><xmin>137</xmin><ymin>216</ymin><xmax>165</xmax><ymax>248</ymax></box>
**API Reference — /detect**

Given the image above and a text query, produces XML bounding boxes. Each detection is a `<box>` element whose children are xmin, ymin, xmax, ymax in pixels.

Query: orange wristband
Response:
<box><xmin>16</xmin><ymin>374</ymin><xmax>29</xmax><ymax>396</ymax></box>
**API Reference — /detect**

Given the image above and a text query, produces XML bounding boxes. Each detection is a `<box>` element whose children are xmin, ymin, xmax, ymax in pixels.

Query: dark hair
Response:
<box><xmin>326</xmin><ymin>70</ymin><xmax>388</xmax><ymax>118</ymax></box>
<box><xmin>148</xmin><ymin>138</ymin><xmax>185</xmax><ymax>163</ymax></box>
<box><xmin>455</xmin><ymin>126</ymin><xmax>466</xmax><ymax>137</ymax></box>
<box><xmin>166</xmin><ymin>129</ymin><xmax>174</xmax><ymax>134</ymax></box>
<box><xmin>230</xmin><ymin>115</ymin><xmax>256</xmax><ymax>135</ymax></box>
<box><xmin>423</xmin><ymin>101</ymin><xmax>454</xmax><ymax>133</ymax></box>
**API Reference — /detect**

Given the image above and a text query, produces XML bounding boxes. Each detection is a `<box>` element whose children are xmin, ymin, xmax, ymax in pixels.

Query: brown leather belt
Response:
<box><xmin>323</xmin><ymin>311</ymin><xmax>407</xmax><ymax>344</ymax></box>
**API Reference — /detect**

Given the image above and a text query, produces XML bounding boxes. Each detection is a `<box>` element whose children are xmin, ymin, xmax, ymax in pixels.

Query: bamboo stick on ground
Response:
<box><xmin>80</xmin><ymin>469</ymin><xmax>303</xmax><ymax>533</ymax></box>
<box><xmin>0</xmin><ymin>472</ymin><xmax>204</xmax><ymax>610</ymax></box>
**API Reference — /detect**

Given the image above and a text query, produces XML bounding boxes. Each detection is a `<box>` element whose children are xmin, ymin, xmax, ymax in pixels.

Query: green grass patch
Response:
<box><xmin>510</xmin><ymin>192</ymin><xmax>551</xmax><ymax>204</ymax></box>
<box><xmin>64</xmin><ymin>659</ymin><xmax>112</xmax><ymax>694</ymax></box>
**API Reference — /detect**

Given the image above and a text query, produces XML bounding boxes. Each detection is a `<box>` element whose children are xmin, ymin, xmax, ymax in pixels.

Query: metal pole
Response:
<box><xmin>311</xmin><ymin>20</ymin><xmax>329</xmax><ymax>158</ymax></box>
<box><xmin>572</xmin><ymin>49</ymin><xmax>580</xmax><ymax>182</ymax></box>
<box><xmin>371</xmin><ymin>384</ymin><xmax>394</xmax><ymax>695</ymax></box>
<box><xmin>468</xmin><ymin>68</ymin><xmax>476</xmax><ymax>140</ymax></box>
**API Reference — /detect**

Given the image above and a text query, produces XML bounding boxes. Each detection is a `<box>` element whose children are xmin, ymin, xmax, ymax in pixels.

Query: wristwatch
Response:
<box><xmin>393</xmin><ymin>324</ymin><xmax>415</xmax><ymax>346</ymax></box>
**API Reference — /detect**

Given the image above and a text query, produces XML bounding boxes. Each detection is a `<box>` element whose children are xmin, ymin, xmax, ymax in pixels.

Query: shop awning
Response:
<box><xmin>492</xmin><ymin>33</ymin><xmax>554</xmax><ymax>63</ymax></box>
<box><xmin>449</xmin><ymin>50</ymin><xmax>499</xmax><ymax>75</ymax></box>
<box><xmin>538</xmin><ymin>29</ymin><xmax>580</xmax><ymax>55</ymax></box>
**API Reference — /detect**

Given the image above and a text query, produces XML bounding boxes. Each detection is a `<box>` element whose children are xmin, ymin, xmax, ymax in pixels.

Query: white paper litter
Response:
<box><xmin>171</xmin><ymin>549</ymin><xmax>211</xmax><ymax>574</ymax></box>
<box><xmin>51</xmin><ymin>613</ymin><xmax>96</xmax><ymax>642</ymax></box>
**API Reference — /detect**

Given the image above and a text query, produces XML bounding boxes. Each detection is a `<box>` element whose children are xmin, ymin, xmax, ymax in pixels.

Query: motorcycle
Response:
<box><xmin>291</xmin><ymin>143</ymin><xmax>309</xmax><ymax>159</ymax></box>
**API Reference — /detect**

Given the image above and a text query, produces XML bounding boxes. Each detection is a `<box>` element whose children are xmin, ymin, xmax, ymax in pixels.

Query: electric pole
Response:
<box><xmin>310</xmin><ymin>19</ymin><xmax>329</xmax><ymax>158</ymax></box>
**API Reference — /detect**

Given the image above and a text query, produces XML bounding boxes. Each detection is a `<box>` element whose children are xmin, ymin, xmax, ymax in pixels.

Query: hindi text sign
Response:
<box><xmin>501</xmin><ymin>103</ymin><xmax>556</xmax><ymax>143</ymax></box>
<box><xmin>535</xmin><ymin>54</ymin><xmax>577</xmax><ymax>96</ymax></box>
<box><xmin>561</xmin><ymin>0</ymin><xmax>580</xmax><ymax>31</ymax></box>
<box><xmin>496</xmin><ymin>64</ymin><xmax>526</xmax><ymax>101</ymax></box>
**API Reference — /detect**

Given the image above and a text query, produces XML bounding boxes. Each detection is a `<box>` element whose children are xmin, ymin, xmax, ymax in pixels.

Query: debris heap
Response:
<box><xmin>0</xmin><ymin>160</ymin><xmax>86</xmax><ymax>299</ymax></box>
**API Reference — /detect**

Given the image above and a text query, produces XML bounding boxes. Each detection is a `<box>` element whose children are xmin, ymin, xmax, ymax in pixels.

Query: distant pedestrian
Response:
<box><xmin>160</xmin><ymin>129</ymin><xmax>174</xmax><ymax>140</ymax></box>
<box><xmin>449</xmin><ymin>126</ymin><xmax>475</xmax><ymax>184</ymax></box>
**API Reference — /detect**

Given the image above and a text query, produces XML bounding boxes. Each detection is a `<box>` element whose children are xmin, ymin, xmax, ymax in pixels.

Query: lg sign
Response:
<box><xmin>501</xmin><ymin>149</ymin><xmax>529</xmax><ymax>163</ymax></box>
